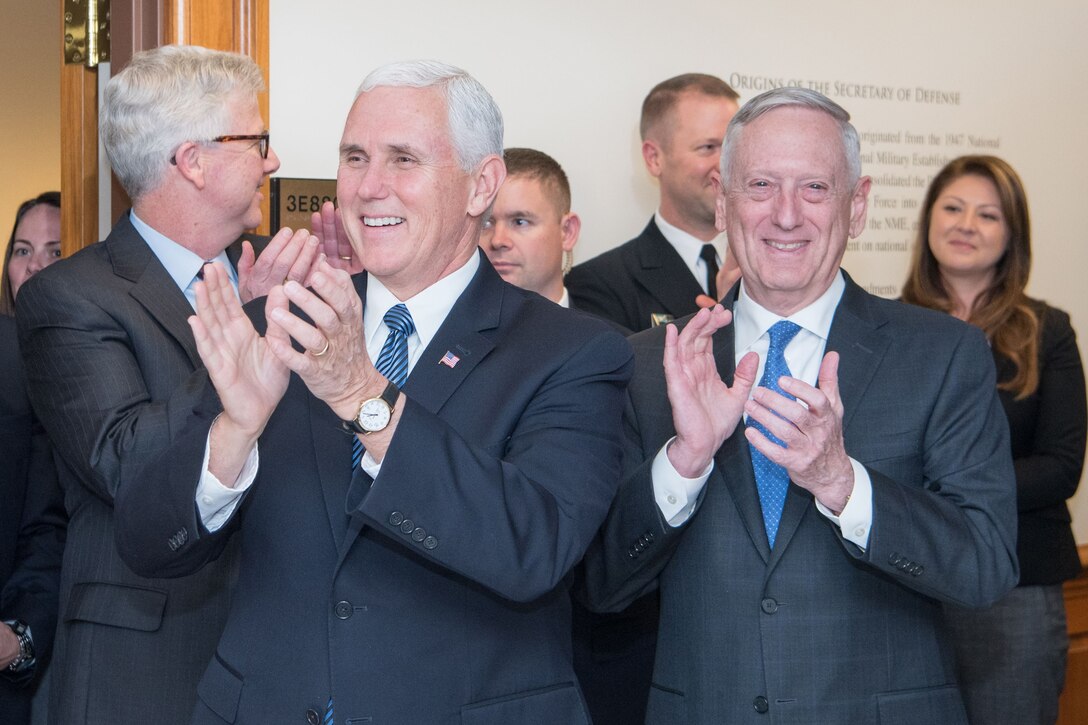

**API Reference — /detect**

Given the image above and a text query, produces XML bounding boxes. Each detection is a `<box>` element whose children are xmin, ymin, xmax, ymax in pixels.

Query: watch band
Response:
<box><xmin>4</xmin><ymin>620</ymin><xmax>35</xmax><ymax>673</ymax></box>
<box><xmin>340</xmin><ymin>381</ymin><xmax>401</xmax><ymax>435</ymax></box>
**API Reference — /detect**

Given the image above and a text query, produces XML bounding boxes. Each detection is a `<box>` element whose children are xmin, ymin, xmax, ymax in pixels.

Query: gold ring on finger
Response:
<box><xmin>309</xmin><ymin>338</ymin><xmax>330</xmax><ymax>357</ymax></box>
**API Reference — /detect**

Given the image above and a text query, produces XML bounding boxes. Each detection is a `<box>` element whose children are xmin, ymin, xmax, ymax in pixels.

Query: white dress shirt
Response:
<box><xmin>654</xmin><ymin>211</ymin><xmax>724</xmax><ymax>296</ymax></box>
<box><xmin>651</xmin><ymin>270</ymin><xmax>874</xmax><ymax>549</ymax></box>
<box><xmin>196</xmin><ymin>253</ymin><xmax>481</xmax><ymax>529</ymax></box>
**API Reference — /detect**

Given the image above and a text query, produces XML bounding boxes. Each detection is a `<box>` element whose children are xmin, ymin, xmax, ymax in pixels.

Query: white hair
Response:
<box><xmin>100</xmin><ymin>45</ymin><xmax>265</xmax><ymax>199</ymax></box>
<box><xmin>357</xmin><ymin>60</ymin><xmax>503</xmax><ymax>172</ymax></box>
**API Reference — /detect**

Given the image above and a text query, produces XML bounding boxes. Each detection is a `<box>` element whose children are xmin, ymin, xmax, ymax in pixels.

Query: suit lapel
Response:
<box><xmin>109</xmin><ymin>213</ymin><xmax>201</xmax><ymax>368</ymax></box>
<box><xmin>400</xmin><ymin>256</ymin><xmax>502</xmax><ymax>415</ymax></box>
<box><xmin>631</xmin><ymin>220</ymin><xmax>704</xmax><ymax>322</ymax></box>
<box><xmin>824</xmin><ymin>273</ymin><xmax>890</xmax><ymax>434</ymax></box>
<box><xmin>333</xmin><ymin>260</ymin><xmax>505</xmax><ymax>563</ymax></box>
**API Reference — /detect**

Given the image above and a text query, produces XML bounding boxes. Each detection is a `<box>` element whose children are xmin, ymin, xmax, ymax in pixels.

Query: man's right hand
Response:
<box><xmin>663</xmin><ymin>305</ymin><xmax>758</xmax><ymax>477</ymax></box>
<box><xmin>190</xmin><ymin>263</ymin><xmax>290</xmax><ymax>486</ymax></box>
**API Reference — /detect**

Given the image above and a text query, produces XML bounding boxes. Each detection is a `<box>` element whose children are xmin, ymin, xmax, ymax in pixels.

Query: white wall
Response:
<box><xmin>269</xmin><ymin>0</ymin><xmax>1088</xmax><ymax>541</ymax></box>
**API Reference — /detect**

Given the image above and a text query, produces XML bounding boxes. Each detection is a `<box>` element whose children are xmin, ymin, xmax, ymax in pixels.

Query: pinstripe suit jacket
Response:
<box><xmin>583</xmin><ymin>273</ymin><xmax>1019</xmax><ymax>724</ymax></box>
<box><xmin>16</xmin><ymin>213</ymin><xmax>263</xmax><ymax>724</ymax></box>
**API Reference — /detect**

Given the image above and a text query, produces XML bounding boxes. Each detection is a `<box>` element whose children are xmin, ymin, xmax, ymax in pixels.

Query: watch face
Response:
<box><xmin>357</xmin><ymin>398</ymin><xmax>392</xmax><ymax>432</ymax></box>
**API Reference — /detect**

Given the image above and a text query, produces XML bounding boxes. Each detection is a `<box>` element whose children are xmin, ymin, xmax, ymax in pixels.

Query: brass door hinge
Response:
<box><xmin>64</xmin><ymin>0</ymin><xmax>111</xmax><ymax>67</ymax></box>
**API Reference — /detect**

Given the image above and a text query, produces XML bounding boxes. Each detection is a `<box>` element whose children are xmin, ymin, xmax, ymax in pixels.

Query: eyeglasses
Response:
<box><xmin>170</xmin><ymin>132</ymin><xmax>271</xmax><ymax>165</ymax></box>
<box><xmin>211</xmin><ymin>132</ymin><xmax>270</xmax><ymax>159</ymax></box>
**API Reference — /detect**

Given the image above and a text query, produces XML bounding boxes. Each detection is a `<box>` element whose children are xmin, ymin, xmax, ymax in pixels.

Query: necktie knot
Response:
<box><xmin>767</xmin><ymin>320</ymin><xmax>801</xmax><ymax>352</ymax></box>
<box><xmin>383</xmin><ymin>304</ymin><xmax>415</xmax><ymax>338</ymax></box>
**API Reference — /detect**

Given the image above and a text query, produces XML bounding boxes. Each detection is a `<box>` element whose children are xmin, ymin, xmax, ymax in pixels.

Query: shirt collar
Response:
<box><xmin>654</xmin><ymin>210</ymin><xmax>723</xmax><ymax>267</ymax></box>
<box><xmin>130</xmin><ymin>211</ymin><xmax>235</xmax><ymax>291</ymax></box>
<box><xmin>734</xmin><ymin>270</ymin><xmax>845</xmax><ymax>350</ymax></box>
<box><xmin>557</xmin><ymin>287</ymin><xmax>570</xmax><ymax>308</ymax></box>
<box><xmin>364</xmin><ymin>251</ymin><xmax>481</xmax><ymax>352</ymax></box>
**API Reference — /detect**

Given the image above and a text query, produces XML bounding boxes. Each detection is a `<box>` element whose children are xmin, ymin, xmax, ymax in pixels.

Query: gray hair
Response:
<box><xmin>720</xmin><ymin>87</ymin><xmax>861</xmax><ymax>185</ymax></box>
<box><xmin>357</xmin><ymin>60</ymin><xmax>503</xmax><ymax>172</ymax></box>
<box><xmin>101</xmin><ymin>45</ymin><xmax>265</xmax><ymax>200</ymax></box>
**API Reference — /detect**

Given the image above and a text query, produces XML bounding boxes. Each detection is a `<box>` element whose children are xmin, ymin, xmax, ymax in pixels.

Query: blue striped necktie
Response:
<box><xmin>748</xmin><ymin>320</ymin><xmax>802</xmax><ymax>548</ymax></box>
<box><xmin>351</xmin><ymin>304</ymin><xmax>415</xmax><ymax>469</ymax></box>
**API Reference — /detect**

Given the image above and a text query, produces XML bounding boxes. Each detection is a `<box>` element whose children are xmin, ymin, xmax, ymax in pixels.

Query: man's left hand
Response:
<box><xmin>267</xmin><ymin>256</ymin><xmax>383</xmax><ymax>419</ymax></box>
<box><xmin>744</xmin><ymin>351</ymin><xmax>854</xmax><ymax>513</ymax></box>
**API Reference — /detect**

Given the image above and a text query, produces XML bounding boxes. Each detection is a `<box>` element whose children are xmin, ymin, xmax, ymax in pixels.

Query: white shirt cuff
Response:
<box><xmin>652</xmin><ymin>437</ymin><xmax>713</xmax><ymax>527</ymax></box>
<box><xmin>360</xmin><ymin>447</ymin><xmax>381</xmax><ymax>480</ymax></box>
<box><xmin>814</xmin><ymin>457</ymin><xmax>872</xmax><ymax>549</ymax></box>
<box><xmin>195</xmin><ymin>435</ymin><xmax>259</xmax><ymax>532</ymax></box>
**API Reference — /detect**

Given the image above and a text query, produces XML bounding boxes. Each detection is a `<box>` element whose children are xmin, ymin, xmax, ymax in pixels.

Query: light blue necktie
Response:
<box><xmin>748</xmin><ymin>320</ymin><xmax>802</xmax><ymax>548</ymax></box>
<box><xmin>351</xmin><ymin>304</ymin><xmax>415</xmax><ymax>469</ymax></box>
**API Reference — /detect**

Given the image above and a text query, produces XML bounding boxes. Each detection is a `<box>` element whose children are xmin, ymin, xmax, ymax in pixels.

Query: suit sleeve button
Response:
<box><xmin>411</xmin><ymin>527</ymin><xmax>426</xmax><ymax>542</ymax></box>
<box><xmin>399</xmin><ymin>519</ymin><xmax>414</xmax><ymax>534</ymax></box>
<box><xmin>423</xmin><ymin>536</ymin><xmax>438</xmax><ymax>550</ymax></box>
<box><xmin>389</xmin><ymin>511</ymin><xmax>404</xmax><ymax>526</ymax></box>
<box><xmin>753</xmin><ymin>695</ymin><xmax>769</xmax><ymax>713</ymax></box>
<box><xmin>334</xmin><ymin>600</ymin><xmax>353</xmax><ymax>620</ymax></box>
<box><xmin>760</xmin><ymin>598</ymin><xmax>778</xmax><ymax>614</ymax></box>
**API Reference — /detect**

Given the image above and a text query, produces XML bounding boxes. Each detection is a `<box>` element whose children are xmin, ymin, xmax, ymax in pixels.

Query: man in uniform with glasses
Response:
<box><xmin>16</xmin><ymin>45</ymin><xmax>319</xmax><ymax>724</ymax></box>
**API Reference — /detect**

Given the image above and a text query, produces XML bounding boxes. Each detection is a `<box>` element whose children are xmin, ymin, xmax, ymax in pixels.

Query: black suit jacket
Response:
<box><xmin>566</xmin><ymin>219</ymin><xmax>704</xmax><ymax>332</ymax></box>
<box><xmin>0</xmin><ymin>316</ymin><xmax>64</xmax><ymax>724</ymax></box>
<box><xmin>16</xmin><ymin>214</ymin><xmax>265</xmax><ymax>724</ymax></box>
<box><xmin>114</xmin><ymin>255</ymin><xmax>634</xmax><ymax>724</ymax></box>
<box><xmin>584</xmin><ymin>274</ymin><xmax>1019</xmax><ymax>724</ymax></box>
<box><xmin>1001</xmin><ymin>299</ymin><xmax>1086</xmax><ymax>585</ymax></box>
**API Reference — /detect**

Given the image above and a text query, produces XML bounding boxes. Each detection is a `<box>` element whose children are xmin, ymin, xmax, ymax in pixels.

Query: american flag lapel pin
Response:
<box><xmin>439</xmin><ymin>350</ymin><xmax>460</xmax><ymax>368</ymax></box>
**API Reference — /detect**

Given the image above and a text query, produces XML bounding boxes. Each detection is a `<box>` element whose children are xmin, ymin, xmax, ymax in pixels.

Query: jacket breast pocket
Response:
<box><xmin>65</xmin><ymin>581</ymin><xmax>166</xmax><ymax>631</ymax></box>
<box><xmin>461</xmin><ymin>682</ymin><xmax>588</xmax><ymax>725</ymax></box>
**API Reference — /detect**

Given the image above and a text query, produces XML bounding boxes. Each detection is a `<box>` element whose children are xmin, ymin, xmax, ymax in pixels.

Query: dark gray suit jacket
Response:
<box><xmin>16</xmin><ymin>213</ymin><xmax>263</xmax><ymax>724</ymax></box>
<box><xmin>583</xmin><ymin>273</ymin><xmax>1019</xmax><ymax>724</ymax></box>
<box><xmin>566</xmin><ymin>219</ymin><xmax>704</xmax><ymax>333</ymax></box>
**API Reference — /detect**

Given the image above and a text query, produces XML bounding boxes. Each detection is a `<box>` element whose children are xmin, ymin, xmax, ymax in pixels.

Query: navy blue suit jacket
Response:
<box><xmin>566</xmin><ymin>219</ymin><xmax>704</xmax><ymax>333</ymax></box>
<box><xmin>115</xmin><ymin>255</ymin><xmax>633</xmax><ymax>724</ymax></box>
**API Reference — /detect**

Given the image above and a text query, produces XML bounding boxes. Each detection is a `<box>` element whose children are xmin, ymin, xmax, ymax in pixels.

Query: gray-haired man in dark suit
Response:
<box><xmin>17</xmin><ymin>44</ymin><xmax>321</xmax><ymax>724</ymax></box>
<box><xmin>583</xmin><ymin>88</ymin><xmax>1018</xmax><ymax>724</ymax></box>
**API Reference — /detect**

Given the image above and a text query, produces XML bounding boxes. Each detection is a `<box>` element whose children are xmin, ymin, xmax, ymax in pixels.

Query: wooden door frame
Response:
<box><xmin>60</xmin><ymin>0</ymin><xmax>270</xmax><ymax>256</ymax></box>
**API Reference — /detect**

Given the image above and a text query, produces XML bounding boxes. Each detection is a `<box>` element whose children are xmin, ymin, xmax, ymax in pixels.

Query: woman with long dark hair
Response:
<box><xmin>903</xmin><ymin>155</ymin><xmax>1086</xmax><ymax>724</ymax></box>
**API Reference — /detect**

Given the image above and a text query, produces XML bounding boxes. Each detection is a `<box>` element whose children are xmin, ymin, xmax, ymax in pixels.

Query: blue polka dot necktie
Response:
<box><xmin>748</xmin><ymin>320</ymin><xmax>802</xmax><ymax>549</ymax></box>
<box><xmin>351</xmin><ymin>304</ymin><xmax>415</xmax><ymax>469</ymax></box>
